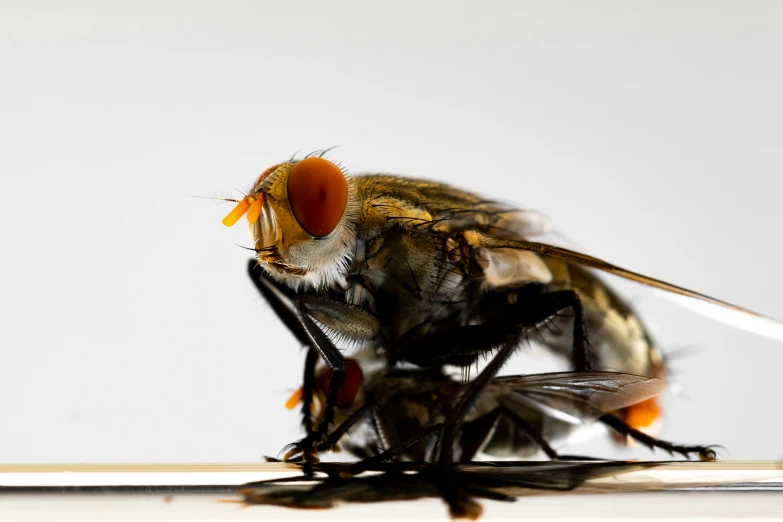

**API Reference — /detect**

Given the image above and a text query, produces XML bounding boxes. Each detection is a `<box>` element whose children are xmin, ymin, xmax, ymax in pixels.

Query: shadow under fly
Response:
<box><xmin>240</xmin><ymin>460</ymin><xmax>663</xmax><ymax>519</ymax></box>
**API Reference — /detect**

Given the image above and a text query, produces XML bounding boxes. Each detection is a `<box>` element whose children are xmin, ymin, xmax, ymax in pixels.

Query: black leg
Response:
<box><xmin>499</xmin><ymin>407</ymin><xmax>560</xmax><ymax>460</ymax></box>
<box><xmin>314</xmin><ymin>401</ymin><xmax>373</xmax><ymax>454</ymax></box>
<box><xmin>458</xmin><ymin>409</ymin><xmax>502</xmax><ymax>462</ymax></box>
<box><xmin>438</xmin><ymin>341</ymin><xmax>517</xmax><ymax>465</ymax></box>
<box><xmin>398</xmin><ymin>288</ymin><xmax>592</xmax><ymax>372</ymax></box>
<box><xmin>295</xmin><ymin>300</ymin><xmax>345</xmax><ymax>371</ymax></box>
<box><xmin>599</xmin><ymin>413</ymin><xmax>717</xmax><ymax>461</ymax></box>
<box><xmin>436</xmin><ymin>289</ymin><xmax>592</xmax><ymax>465</ymax></box>
<box><xmin>246</xmin><ymin>259</ymin><xmax>348</xmax><ymax>460</ymax></box>
<box><xmin>458</xmin><ymin>407</ymin><xmax>559</xmax><ymax>462</ymax></box>
<box><xmin>247</xmin><ymin>260</ymin><xmax>317</xmax><ymax>438</ymax></box>
<box><xmin>534</xmin><ymin>289</ymin><xmax>591</xmax><ymax>371</ymax></box>
<box><xmin>246</xmin><ymin>260</ymin><xmax>310</xmax><ymax>346</ymax></box>
<box><xmin>353</xmin><ymin>423</ymin><xmax>445</xmax><ymax>471</ymax></box>
<box><xmin>284</xmin><ymin>300</ymin><xmax>347</xmax><ymax>460</ymax></box>
<box><xmin>300</xmin><ymin>348</ymin><xmax>318</xmax><ymax>434</ymax></box>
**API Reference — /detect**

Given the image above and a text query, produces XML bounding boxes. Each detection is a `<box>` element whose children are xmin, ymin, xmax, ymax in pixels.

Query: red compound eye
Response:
<box><xmin>318</xmin><ymin>359</ymin><xmax>363</xmax><ymax>409</ymax></box>
<box><xmin>287</xmin><ymin>157</ymin><xmax>348</xmax><ymax>237</ymax></box>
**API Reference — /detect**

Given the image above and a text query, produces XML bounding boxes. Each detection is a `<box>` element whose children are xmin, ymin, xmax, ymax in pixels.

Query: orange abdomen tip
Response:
<box><xmin>624</xmin><ymin>397</ymin><xmax>662</xmax><ymax>429</ymax></box>
<box><xmin>285</xmin><ymin>387</ymin><xmax>304</xmax><ymax>410</ymax></box>
<box><xmin>222</xmin><ymin>197</ymin><xmax>252</xmax><ymax>227</ymax></box>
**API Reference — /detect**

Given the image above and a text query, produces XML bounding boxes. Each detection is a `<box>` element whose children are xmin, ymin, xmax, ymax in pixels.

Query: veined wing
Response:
<box><xmin>463</xmin><ymin>231</ymin><xmax>783</xmax><ymax>342</ymax></box>
<box><xmin>484</xmin><ymin>371</ymin><xmax>665</xmax><ymax>425</ymax></box>
<box><xmin>355</xmin><ymin>174</ymin><xmax>783</xmax><ymax>341</ymax></box>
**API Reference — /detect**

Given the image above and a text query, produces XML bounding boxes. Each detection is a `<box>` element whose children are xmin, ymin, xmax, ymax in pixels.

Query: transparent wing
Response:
<box><xmin>464</xmin><ymin>231</ymin><xmax>783</xmax><ymax>342</ymax></box>
<box><xmin>485</xmin><ymin>371</ymin><xmax>666</xmax><ymax>425</ymax></box>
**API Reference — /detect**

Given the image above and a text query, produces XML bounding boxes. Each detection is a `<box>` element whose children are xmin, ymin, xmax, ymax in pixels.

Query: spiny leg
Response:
<box><xmin>458</xmin><ymin>409</ymin><xmax>502</xmax><ymax>462</ymax></box>
<box><xmin>246</xmin><ymin>259</ymin><xmax>309</xmax><ymax>345</ymax></box>
<box><xmin>284</xmin><ymin>295</ymin><xmax>379</xmax><ymax>460</ymax></box>
<box><xmin>300</xmin><ymin>348</ymin><xmax>318</xmax><ymax>434</ymax></box>
<box><xmin>438</xmin><ymin>341</ymin><xmax>518</xmax><ymax>465</ymax></box>
<box><xmin>428</xmin><ymin>289</ymin><xmax>593</xmax><ymax>511</ymax></box>
<box><xmin>600</xmin><ymin>413</ymin><xmax>717</xmax><ymax>461</ymax></box>
<box><xmin>437</xmin><ymin>289</ymin><xmax>593</xmax><ymax>465</ymax></box>
<box><xmin>537</xmin><ymin>289</ymin><xmax>591</xmax><ymax>371</ymax></box>
<box><xmin>247</xmin><ymin>260</ymin><xmax>318</xmax><ymax>438</ymax></box>
<box><xmin>398</xmin><ymin>287</ymin><xmax>592</xmax><ymax>372</ymax></box>
<box><xmin>459</xmin><ymin>408</ymin><xmax>559</xmax><ymax>462</ymax></box>
<box><xmin>246</xmin><ymin>259</ymin><xmax>349</xmax><ymax>461</ymax></box>
<box><xmin>285</xmin><ymin>300</ymin><xmax>346</xmax><ymax>461</ymax></box>
<box><xmin>352</xmin><ymin>423</ymin><xmax>445</xmax><ymax>472</ymax></box>
<box><xmin>314</xmin><ymin>401</ymin><xmax>373</xmax><ymax>454</ymax></box>
<box><xmin>498</xmin><ymin>407</ymin><xmax>560</xmax><ymax>460</ymax></box>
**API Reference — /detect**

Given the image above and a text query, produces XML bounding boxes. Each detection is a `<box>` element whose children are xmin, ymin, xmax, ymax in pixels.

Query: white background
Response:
<box><xmin>1</xmin><ymin>0</ymin><xmax>781</xmax><ymax>463</ymax></box>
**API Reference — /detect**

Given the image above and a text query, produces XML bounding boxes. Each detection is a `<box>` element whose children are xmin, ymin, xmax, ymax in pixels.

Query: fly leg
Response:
<box><xmin>458</xmin><ymin>410</ymin><xmax>502</xmax><ymax>462</ymax></box>
<box><xmin>350</xmin><ymin>423</ymin><xmax>445</xmax><ymax>470</ymax></box>
<box><xmin>599</xmin><ymin>413</ymin><xmax>717</xmax><ymax>461</ymax></box>
<box><xmin>541</xmin><ymin>289</ymin><xmax>591</xmax><ymax>371</ymax></box>
<box><xmin>287</xmin><ymin>298</ymin><xmax>379</xmax><ymax>460</ymax></box>
<box><xmin>300</xmin><ymin>349</ymin><xmax>319</xmax><ymax>435</ymax></box>
<box><xmin>437</xmin><ymin>341</ymin><xmax>517</xmax><ymax>465</ymax></box>
<box><xmin>274</xmin><ymin>402</ymin><xmax>374</xmax><ymax>463</ymax></box>
<box><xmin>313</xmin><ymin>401</ymin><xmax>374</xmax><ymax>455</ymax></box>
<box><xmin>281</xmin><ymin>300</ymin><xmax>347</xmax><ymax>462</ymax></box>
<box><xmin>433</xmin><ymin>289</ymin><xmax>592</xmax><ymax>464</ymax></box>
<box><xmin>247</xmin><ymin>259</ymin><xmax>379</xmax><ymax>461</ymax></box>
<box><xmin>458</xmin><ymin>408</ymin><xmax>559</xmax><ymax>461</ymax></box>
<box><xmin>246</xmin><ymin>259</ymin><xmax>309</xmax><ymax>344</ymax></box>
<box><xmin>247</xmin><ymin>261</ymin><xmax>318</xmax><ymax>440</ymax></box>
<box><xmin>398</xmin><ymin>287</ymin><xmax>591</xmax><ymax>372</ymax></box>
<box><xmin>497</xmin><ymin>408</ymin><xmax>560</xmax><ymax>460</ymax></box>
<box><xmin>435</xmin><ymin>342</ymin><xmax>542</xmax><ymax>520</ymax></box>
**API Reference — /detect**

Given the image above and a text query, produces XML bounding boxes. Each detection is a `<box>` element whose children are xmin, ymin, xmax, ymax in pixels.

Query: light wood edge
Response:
<box><xmin>0</xmin><ymin>460</ymin><xmax>779</xmax><ymax>473</ymax></box>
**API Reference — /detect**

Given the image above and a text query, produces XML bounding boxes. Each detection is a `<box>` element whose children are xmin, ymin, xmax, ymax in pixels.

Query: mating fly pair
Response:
<box><xmin>217</xmin><ymin>152</ymin><xmax>782</xmax><ymax>514</ymax></box>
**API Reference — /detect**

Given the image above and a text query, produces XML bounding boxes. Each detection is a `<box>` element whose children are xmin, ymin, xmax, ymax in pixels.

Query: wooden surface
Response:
<box><xmin>0</xmin><ymin>461</ymin><xmax>780</xmax><ymax>521</ymax></box>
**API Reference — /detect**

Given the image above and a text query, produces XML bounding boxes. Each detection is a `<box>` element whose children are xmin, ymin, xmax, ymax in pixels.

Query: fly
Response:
<box><xmin>281</xmin><ymin>357</ymin><xmax>703</xmax><ymax>463</ymax></box>
<box><xmin>255</xmin><ymin>361</ymin><xmax>686</xmax><ymax>519</ymax></box>
<box><xmin>218</xmin><ymin>151</ymin><xmax>783</xmax><ymax>464</ymax></box>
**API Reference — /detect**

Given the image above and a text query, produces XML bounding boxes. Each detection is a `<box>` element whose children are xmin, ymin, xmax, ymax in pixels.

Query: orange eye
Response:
<box><xmin>287</xmin><ymin>157</ymin><xmax>348</xmax><ymax>237</ymax></box>
<box><xmin>317</xmin><ymin>359</ymin><xmax>363</xmax><ymax>409</ymax></box>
